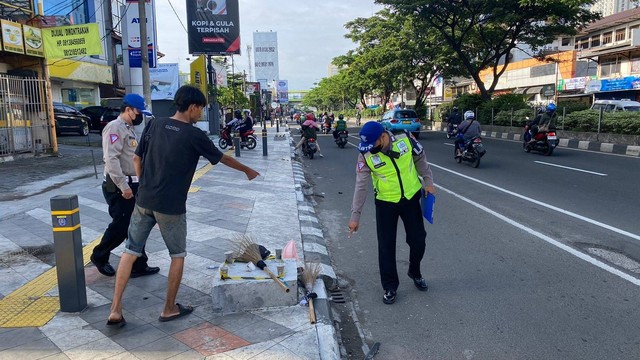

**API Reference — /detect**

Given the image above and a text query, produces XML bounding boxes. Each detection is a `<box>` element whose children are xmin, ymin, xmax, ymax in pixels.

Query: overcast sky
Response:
<box><xmin>154</xmin><ymin>0</ymin><xmax>383</xmax><ymax>90</ymax></box>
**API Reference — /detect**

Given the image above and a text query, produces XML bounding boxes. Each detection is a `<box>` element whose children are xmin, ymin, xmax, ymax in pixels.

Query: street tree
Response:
<box><xmin>378</xmin><ymin>0</ymin><xmax>600</xmax><ymax>100</ymax></box>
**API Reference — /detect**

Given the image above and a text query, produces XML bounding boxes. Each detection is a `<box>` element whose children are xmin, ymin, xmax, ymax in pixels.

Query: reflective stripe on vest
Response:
<box><xmin>364</xmin><ymin>134</ymin><xmax>422</xmax><ymax>203</ymax></box>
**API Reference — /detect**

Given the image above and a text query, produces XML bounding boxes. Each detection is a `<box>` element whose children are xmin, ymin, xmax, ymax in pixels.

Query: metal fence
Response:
<box><xmin>0</xmin><ymin>75</ymin><xmax>51</xmax><ymax>157</ymax></box>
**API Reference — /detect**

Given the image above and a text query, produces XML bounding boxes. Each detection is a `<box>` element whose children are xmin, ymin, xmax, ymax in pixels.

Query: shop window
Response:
<box><xmin>561</xmin><ymin>37</ymin><xmax>571</xmax><ymax>47</ymax></box>
<box><xmin>602</xmin><ymin>32</ymin><xmax>612</xmax><ymax>45</ymax></box>
<box><xmin>590</xmin><ymin>37</ymin><xmax>600</xmax><ymax>47</ymax></box>
<box><xmin>615</xmin><ymin>28</ymin><xmax>626</xmax><ymax>41</ymax></box>
<box><xmin>62</xmin><ymin>88</ymin><xmax>95</xmax><ymax>107</ymax></box>
<box><xmin>600</xmin><ymin>61</ymin><xmax>620</xmax><ymax>77</ymax></box>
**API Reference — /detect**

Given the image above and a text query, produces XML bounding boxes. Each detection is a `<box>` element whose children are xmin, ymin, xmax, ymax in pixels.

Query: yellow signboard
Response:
<box><xmin>48</xmin><ymin>59</ymin><xmax>112</xmax><ymax>84</ymax></box>
<box><xmin>23</xmin><ymin>25</ymin><xmax>44</xmax><ymax>57</ymax></box>
<box><xmin>1</xmin><ymin>20</ymin><xmax>25</xmax><ymax>54</ymax></box>
<box><xmin>190</xmin><ymin>55</ymin><xmax>208</xmax><ymax>97</ymax></box>
<box><xmin>42</xmin><ymin>23</ymin><xmax>102</xmax><ymax>59</ymax></box>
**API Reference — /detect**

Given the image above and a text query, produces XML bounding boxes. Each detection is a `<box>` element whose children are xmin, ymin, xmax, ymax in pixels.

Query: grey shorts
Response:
<box><xmin>125</xmin><ymin>204</ymin><xmax>187</xmax><ymax>258</ymax></box>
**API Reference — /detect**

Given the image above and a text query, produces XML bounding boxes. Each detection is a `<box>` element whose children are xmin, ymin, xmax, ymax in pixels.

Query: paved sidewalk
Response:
<box><xmin>0</xmin><ymin>125</ymin><xmax>340</xmax><ymax>359</ymax></box>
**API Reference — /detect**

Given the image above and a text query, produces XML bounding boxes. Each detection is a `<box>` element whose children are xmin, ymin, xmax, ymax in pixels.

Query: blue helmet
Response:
<box><xmin>547</xmin><ymin>103</ymin><xmax>557</xmax><ymax>112</ymax></box>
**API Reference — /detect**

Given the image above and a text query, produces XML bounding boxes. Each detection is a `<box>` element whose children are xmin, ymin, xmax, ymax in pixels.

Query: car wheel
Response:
<box><xmin>79</xmin><ymin>122</ymin><xmax>90</xmax><ymax>136</ymax></box>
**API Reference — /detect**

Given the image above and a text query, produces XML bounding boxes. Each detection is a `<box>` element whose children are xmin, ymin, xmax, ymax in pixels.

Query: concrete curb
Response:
<box><xmin>286</xmin><ymin>129</ymin><xmax>341</xmax><ymax>360</ymax></box>
<box><xmin>478</xmin><ymin>130</ymin><xmax>640</xmax><ymax>156</ymax></box>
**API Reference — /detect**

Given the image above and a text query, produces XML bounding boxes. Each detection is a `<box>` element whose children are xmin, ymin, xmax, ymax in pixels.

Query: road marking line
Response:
<box><xmin>437</xmin><ymin>184</ymin><xmax>640</xmax><ymax>286</ymax></box>
<box><xmin>444</xmin><ymin>143</ymin><xmax>454</xmax><ymax>147</ymax></box>
<box><xmin>534</xmin><ymin>161</ymin><xmax>607</xmax><ymax>176</ymax></box>
<box><xmin>430</xmin><ymin>163</ymin><xmax>640</xmax><ymax>242</ymax></box>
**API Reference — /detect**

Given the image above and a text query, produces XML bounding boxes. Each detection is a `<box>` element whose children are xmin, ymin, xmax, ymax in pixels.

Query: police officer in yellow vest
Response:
<box><xmin>348</xmin><ymin>121</ymin><xmax>435</xmax><ymax>304</ymax></box>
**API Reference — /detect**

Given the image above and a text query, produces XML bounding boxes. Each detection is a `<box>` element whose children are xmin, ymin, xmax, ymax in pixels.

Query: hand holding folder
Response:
<box><xmin>421</xmin><ymin>189</ymin><xmax>435</xmax><ymax>224</ymax></box>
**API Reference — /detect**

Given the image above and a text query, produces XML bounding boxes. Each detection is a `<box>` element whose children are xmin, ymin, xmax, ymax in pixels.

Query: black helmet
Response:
<box><xmin>234</xmin><ymin>110</ymin><xmax>242</xmax><ymax>118</ymax></box>
<box><xmin>338</xmin><ymin>114</ymin><xmax>344</xmax><ymax>120</ymax></box>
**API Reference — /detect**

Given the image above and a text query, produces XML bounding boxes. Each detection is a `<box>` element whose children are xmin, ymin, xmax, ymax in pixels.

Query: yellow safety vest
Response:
<box><xmin>364</xmin><ymin>134</ymin><xmax>422</xmax><ymax>203</ymax></box>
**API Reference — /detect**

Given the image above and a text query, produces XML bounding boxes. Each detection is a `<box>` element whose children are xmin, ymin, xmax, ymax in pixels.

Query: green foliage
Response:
<box><xmin>493</xmin><ymin>108</ymin><xmax>532</xmax><ymax>127</ymax></box>
<box><xmin>217</xmin><ymin>85</ymin><xmax>248</xmax><ymax>111</ymax></box>
<box><xmin>563</xmin><ymin>110</ymin><xmax>640</xmax><ymax>134</ymax></box>
<box><xmin>556</xmin><ymin>101</ymin><xmax>590</xmax><ymax>115</ymax></box>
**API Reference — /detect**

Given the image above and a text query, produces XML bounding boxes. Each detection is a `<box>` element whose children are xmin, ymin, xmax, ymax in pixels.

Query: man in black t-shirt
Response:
<box><xmin>107</xmin><ymin>85</ymin><xmax>260</xmax><ymax>327</ymax></box>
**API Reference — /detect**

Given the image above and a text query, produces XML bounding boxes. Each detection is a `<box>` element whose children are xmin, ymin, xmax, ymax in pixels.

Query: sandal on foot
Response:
<box><xmin>158</xmin><ymin>303</ymin><xmax>194</xmax><ymax>322</ymax></box>
<box><xmin>106</xmin><ymin>316</ymin><xmax>126</xmax><ymax>328</ymax></box>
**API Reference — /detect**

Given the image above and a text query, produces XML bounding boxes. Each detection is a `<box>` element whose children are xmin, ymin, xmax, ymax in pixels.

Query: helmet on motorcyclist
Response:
<box><xmin>464</xmin><ymin>110</ymin><xmax>475</xmax><ymax>120</ymax></box>
<box><xmin>234</xmin><ymin>110</ymin><xmax>242</xmax><ymax>118</ymax></box>
<box><xmin>452</xmin><ymin>106</ymin><xmax>458</xmax><ymax>111</ymax></box>
<box><xmin>243</xmin><ymin>109</ymin><xmax>251</xmax><ymax>115</ymax></box>
<box><xmin>338</xmin><ymin>114</ymin><xmax>344</xmax><ymax>120</ymax></box>
<box><xmin>305</xmin><ymin>113</ymin><xmax>315</xmax><ymax>121</ymax></box>
<box><xmin>546</xmin><ymin>103</ymin><xmax>557</xmax><ymax>112</ymax></box>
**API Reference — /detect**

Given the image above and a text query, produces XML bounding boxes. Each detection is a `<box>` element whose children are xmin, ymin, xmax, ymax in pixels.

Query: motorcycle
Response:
<box><xmin>218</xmin><ymin>128</ymin><xmax>257</xmax><ymax>150</ymax></box>
<box><xmin>335</xmin><ymin>130</ymin><xmax>349</xmax><ymax>148</ymax></box>
<box><xmin>447</xmin><ymin>123</ymin><xmax>458</xmax><ymax>139</ymax></box>
<box><xmin>455</xmin><ymin>135</ymin><xmax>486</xmax><ymax>168</ymax></box>
<box><xmin>322</xmin><ymin>122</ymin><xmax>331</xmax><ymax>134</ymax></box>
<box><xmin>302</xmin><ymin>138</ymin><xmax>318</xmax><ymax>159</ymax></box>
<box><xmin>523</xmin><ymin>127</ymin><xmax>557</xmax><ymax>156</ymax></box>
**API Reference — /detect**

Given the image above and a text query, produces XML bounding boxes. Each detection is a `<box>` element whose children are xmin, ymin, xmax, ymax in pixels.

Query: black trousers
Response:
<box><xmin>375</xmin><ymin>191</ymin><xmax>427</xmax><ymax>291</ymax></box>
<box><xmin>92</xmin><ymin>182</ymin><xmax>148</xmax><ymax>271</ymax></box>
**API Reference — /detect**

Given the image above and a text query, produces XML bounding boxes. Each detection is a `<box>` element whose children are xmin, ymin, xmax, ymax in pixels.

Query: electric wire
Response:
<box><xmin>166</xmin><ymin>0</ymin><xmax>187</xmax><ymax>34</ymax></box>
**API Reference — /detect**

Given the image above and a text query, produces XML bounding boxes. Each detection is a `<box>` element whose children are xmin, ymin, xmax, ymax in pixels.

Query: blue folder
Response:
<box><xmin>421</xmin><ymin>191</ymin><xmax>435</xmax><ymax>224</ymax></box>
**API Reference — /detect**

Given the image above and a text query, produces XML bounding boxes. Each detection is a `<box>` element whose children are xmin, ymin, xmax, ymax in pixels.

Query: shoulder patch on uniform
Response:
<box><xmin>357</xmin><ymin>161</ymin><xmax>365</xmax><ymax>172</ymax></box>
<box><xmin>109</xmin><ymin>134</ymin><xmax>119</xmax><ymax>144</ymax></box>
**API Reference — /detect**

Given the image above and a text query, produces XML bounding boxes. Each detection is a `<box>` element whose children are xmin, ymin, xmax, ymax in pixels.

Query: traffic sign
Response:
<box><xmin>271</xmin><ymin>102</ymin><xmax>278</xmax><ymax>109</ymax></box>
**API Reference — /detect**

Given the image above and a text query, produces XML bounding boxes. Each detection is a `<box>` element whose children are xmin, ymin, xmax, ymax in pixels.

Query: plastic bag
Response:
<box><xmin>282</xmin><ymin>240</ymin><xmax>298</xmax><ymax>260</ymax></box>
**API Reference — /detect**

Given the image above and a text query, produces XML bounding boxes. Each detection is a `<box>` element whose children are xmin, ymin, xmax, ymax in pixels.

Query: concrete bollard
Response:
<box><xmin>50</xmin><ymin>195</ymin><xmax>87</xmax><ymax>312</ymax></box>
<box><xmin>262</xmin><ymin>128</ymin><xmax>268</xmax><ymax>156</ymax></box>
<box><xmin>234</xmin><ymin>136</ymin><xmax>240</xmax><ymax>157</ymax></box>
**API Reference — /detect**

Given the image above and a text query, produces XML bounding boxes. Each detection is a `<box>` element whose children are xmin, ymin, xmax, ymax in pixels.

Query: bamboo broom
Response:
<box><xmin>232</xmin><ymin>235</ymin><xmax>289</xmax><ymax>293</ymax></box>
<box><xmin>302</xmin><ymin>261</ymin><xmax>321</xmax><ymax>324</ymax></box>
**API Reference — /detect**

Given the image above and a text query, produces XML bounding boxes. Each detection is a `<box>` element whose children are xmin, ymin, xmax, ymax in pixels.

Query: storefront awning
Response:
<box><xmin>512</xmin><ymin>88</ymin><xmax>526</xmax><ymax>94</ymax></box>
<box><xmin>525</xmin><ymin>86</ymin><xmax>543</xmax><ymax>95</ymax></box>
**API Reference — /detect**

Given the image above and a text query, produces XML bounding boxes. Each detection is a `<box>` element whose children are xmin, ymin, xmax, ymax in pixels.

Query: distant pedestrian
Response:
<box><xmin>348</xmin><ymin>121</ymin><xmax>435</xmax><ymax>305</ymax></box>
<box><xmin>90</xmin><ymin>93</ymin><xmax>160</xmax><ymax>278</ymax></box>
<box><xmin>107</xmin><ymin>85</ymin><xmax>260</xmax><ymax>327</ymax></box>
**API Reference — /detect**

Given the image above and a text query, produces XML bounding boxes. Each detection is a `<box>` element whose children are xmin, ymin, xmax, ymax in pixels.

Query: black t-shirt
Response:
<box><xmin>135</xmin><ymin>117</ymin><xmax>224</xmax><ymax>214</ymax></box>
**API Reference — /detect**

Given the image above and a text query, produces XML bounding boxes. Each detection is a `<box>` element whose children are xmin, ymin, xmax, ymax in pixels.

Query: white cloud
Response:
<box><xmin>153</xmin><ymin>0</ymin><xmax>382</xmax><ymax>90</ymax></box>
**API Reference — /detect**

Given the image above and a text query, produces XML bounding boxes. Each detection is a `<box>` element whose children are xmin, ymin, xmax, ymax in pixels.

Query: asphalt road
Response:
<box><xmin>294</xmin><ymin>127</ymin><xmax>640</xmax><ymax>360</ymax></box>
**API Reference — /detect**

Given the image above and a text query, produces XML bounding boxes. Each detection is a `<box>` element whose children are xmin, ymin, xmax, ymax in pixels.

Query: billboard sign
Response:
<box><xmin>1</xmin><ymin>20</ymin><xmax>25</xmax><ymax>54</ymax></box>
<box><xmin>277</xmin><ymin>80</ymin><xmax>288</xmax><ymax>104</ymax></box>
<box><xmin>42</xmin><ymin>23</ymin><xmax>102</xmax><ymax>58</ymax></box>
<box><xmin>23</xmin><ymin>25</ymin><xmax>44</xmax><ymax>57</ymax></box>
<box><xmin>124</xmin><ymin>1</ymin><xmax>158</xmax><ymax>68</ymax></box>
<box><xmin>253</xmin><ymin>32</ymin><xmax>279</xmax><ymax>91</ymax></box>
<box><xmin>149</xmin><ymin>63</ymin><xmax>179</xmax><ymax>100</ymax></box>
<box><xmin>187</xmin><ymin>0</ymin><xmax>241</xmax><ymax>54</ymax></box>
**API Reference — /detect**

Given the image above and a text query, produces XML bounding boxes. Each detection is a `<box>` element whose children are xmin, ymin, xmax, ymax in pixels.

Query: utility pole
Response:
<box><xmin>138</xmin><ymin>0</ymin><xmax>152</xmax><ymax>115</ymax></box>
<box><xmin>207</xmin><ymin>55</ymin><xmax>220</xmax><ymax>135</ymax></box>
<box><xmin>247</xmin><ymin>44</ymin><xmax>252</xmax><ymax>82</ymax></box>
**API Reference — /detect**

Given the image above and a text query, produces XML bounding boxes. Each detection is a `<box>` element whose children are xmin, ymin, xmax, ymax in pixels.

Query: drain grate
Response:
<box><xmin>330</xmin><ymin>290</ymin><xmax>346</xmax><ymax>303</ymax></box>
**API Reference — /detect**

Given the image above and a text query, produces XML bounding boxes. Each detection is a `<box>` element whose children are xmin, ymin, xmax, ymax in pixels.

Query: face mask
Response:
<box><xmin>132</xmin><ymin>113</ymin><xmax>144</xmax><ymax>126</ymax></box>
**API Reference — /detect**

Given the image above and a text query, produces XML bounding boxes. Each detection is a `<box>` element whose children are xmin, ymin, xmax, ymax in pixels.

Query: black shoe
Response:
<box><xmin>407</xmin><ymin>271</ymin><xmax>428</xmax><ymax>291</ymax></box>
<box><xmin>130</xmin><ymin>266</ymin><xmax>160</xmax><ymax>278</ymax></box>
<box><xmin>90</xmin><ymin>255</ymin><xmax>115</xmax><ymax>277</ymax></box>
<box><xmin>382</xmin><ymin>290</ymin><xmax>396</xmax><ymax>304</ymax></box>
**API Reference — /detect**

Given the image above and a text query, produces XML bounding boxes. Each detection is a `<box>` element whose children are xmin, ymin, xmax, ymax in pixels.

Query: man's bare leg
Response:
<box><xmin>160</xmin><ymin>257</ymin><xmax>185</xmax><ymax>317</ymax></box>
<box><xmin>108</xmin><ymin>252</ymin><xmax>138</xmax><ymax>321</ymax></box>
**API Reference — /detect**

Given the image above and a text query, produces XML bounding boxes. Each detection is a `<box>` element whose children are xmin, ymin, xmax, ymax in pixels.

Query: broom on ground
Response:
<box><xmin>302</xmin><ymin>261</ymin><xmax>321</xmax><ymax>324</ymax></box>
<box><xmin>232</xmin><ymin>235</ymin><xmax>289</xmax><ymax>293</ymax></box>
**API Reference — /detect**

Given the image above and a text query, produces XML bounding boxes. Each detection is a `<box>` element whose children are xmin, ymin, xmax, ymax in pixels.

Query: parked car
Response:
<box><xmin>81</xmin><ymin>106</ymin><xmax>120</xmax><ymax>132</ymax></box>
<box><xmin>53</xmin><ymin>102</ymin><xmax>90</xmax><ymax>136</ymax></box>
<box><xmin>590</xmin><ymin>99</ymin><xmax>640</xmax><ymax>112</ymax></box>
<box><xmin>379</xmin><ymin>109</ymin><xmax>422</xmax><ymax>138</ymax></box>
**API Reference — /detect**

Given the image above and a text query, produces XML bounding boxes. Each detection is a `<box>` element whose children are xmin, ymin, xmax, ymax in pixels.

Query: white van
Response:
<box><xmin>590</xmin><ymin>99</ymin><xmax>640</xmax><ymax>112</ymax></box>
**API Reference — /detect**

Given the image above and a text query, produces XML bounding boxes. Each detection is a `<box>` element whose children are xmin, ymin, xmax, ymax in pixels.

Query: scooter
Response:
<box><xmin>218</xmin><ymin>128</ymin><xmax>257</xmax><ymax>150</ymax></box>
<box><xmin>302</xmin><ymin>138</ymin><xmax>318</xmax><ymax>159</ymax></box>
<box><xmin>322</xmin><ymin>123</ymin><xmax>331</xmax><ymax>134</ymax></box>
<box><xmin>523</xmin><ymin>128</ymin><xmax>557</xmax><ymax>156</ymax></box>
<box><xmin>447</xmin><ymin>123</ymin><xmax>458</xmax><ymax>139</ymax></box>
<box><xmin>455</xmin><ymin>135</ymin><xmax>486</xmax><ymax>168</ymax></box>
<box><xmin>335</xmin><ymin>130</ymin><xmax>349</xmax><ymax>148</ymax></box>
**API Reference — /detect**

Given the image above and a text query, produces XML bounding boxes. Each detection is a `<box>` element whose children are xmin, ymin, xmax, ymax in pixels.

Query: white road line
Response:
<box><xmin>534</xmin><ymin>161</ymin><xmax>607</xmax><ymax>176</ymax></box>
<box><xmin>444</xmin><ymin>143</ymin><xmax>454</xmax><ymax>147</ymax></box>
<box><xmin>437</xmin><ymin>184</ymin><xmax>640</xmax><ymax>286</ymax></box>
<box><xmin>430</xmin><ymin>162</ymin><xmax>640</xmax><ymax>242</ymax></box>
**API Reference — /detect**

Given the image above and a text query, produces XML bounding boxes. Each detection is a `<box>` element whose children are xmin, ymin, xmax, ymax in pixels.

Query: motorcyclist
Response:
<box><xmin>237</xmin><ymin>110</ymin><xmax>254</xmax><ymax>137</ymax></box>
<box><xmin>527</xmin><ymin>103</ymin><xmax>557</xmax><ymax>143</ymax></box>
<box><xmin>455</xmin><ymin>110</ymin><xmax>481</xmax><ymax>158</ymax></box>
<box><xmin>447</xmin><ymin>106</ymin><xmax>462</xmax><ymax>135</ymax></box>
<box><xmin>225</xmin><ymin>110</ymin><xmax>243</xmax><ymax>150</ymax></box>
<box><xmin>295</xmin><ymin>113</ymin><xmax>324</xmax><ymax>157</ymax></box>
<box><xmin>355</xmin><ymin>110</ymin><xmax>362</xmax><ymax>126</ymax></box>
<box><xmin>333</xmin><ymin>114</ymin><xmax>348</xmax><ymax>140</ymax></box>
<box><xmin>323</xmin><ymin>113</ymin><xmax>333</xmax><ymax>133</ymax></box>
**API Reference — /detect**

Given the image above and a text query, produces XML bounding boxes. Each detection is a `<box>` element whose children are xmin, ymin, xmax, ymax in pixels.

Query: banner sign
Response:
<box><xmin>42</xmin><ymin>23</ymin><xmax>102</xmax><ymax>58</ymax></box>
<box><xmin>124</xmin><ymin>1</ymin><xmax>157</xmax><ymax>67</ymax></box>
<box><xmin>277</xmin><ymin>80</ymin><xmax>288</xmax><ymax>104</ymax></box>
<box><xmin>23</xmin><ymin>25</ymin><xmax>44</xmax><ymax>57</ymax></box>
<box><xmin>599</xmin><ymin>76</ymin><xmax>640</xmax><ymax>91</ymax></box>
<box><xmin>190</xmin><ymin>55</ymin><xmax>208</xmax><ymax>96</ymax></box>
<box><xmin>149</xmin><ymin>63</ymin><xmax>179</xmax><ymax>100</ymax></box>
<box><xmin>1</xmin><ymin>20</ymin><xmax>25</xmax><ymax>54</ymax></box>
<box><xmin>187</xmin><ymin>0</ymin><xmax>241</xmax><ymax>55</ymax></box>
<box><xmin>245</xmin><ymin>81</ymin><xmax>260</xmax><ymax>94</ymax></box>
<box><xmin>253</xmin><ymin>31</ymin><xmax>279</xmax><ymax>91</ymax></box>
<box><xmin>563</xmin><ymin>77</ymin><xmax>587</xmax><ymax>90</ymax></box>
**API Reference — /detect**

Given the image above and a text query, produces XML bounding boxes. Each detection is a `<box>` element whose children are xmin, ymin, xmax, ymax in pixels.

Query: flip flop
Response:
<box><xmin>106</xmin><ymin>316</ymin><xmax>126</xmax><ymax>328</ymax></box>
<box><xmin>158</xmin><ymin>303</ymin><xmax>194</xmax><ymax>322</ymax></box>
